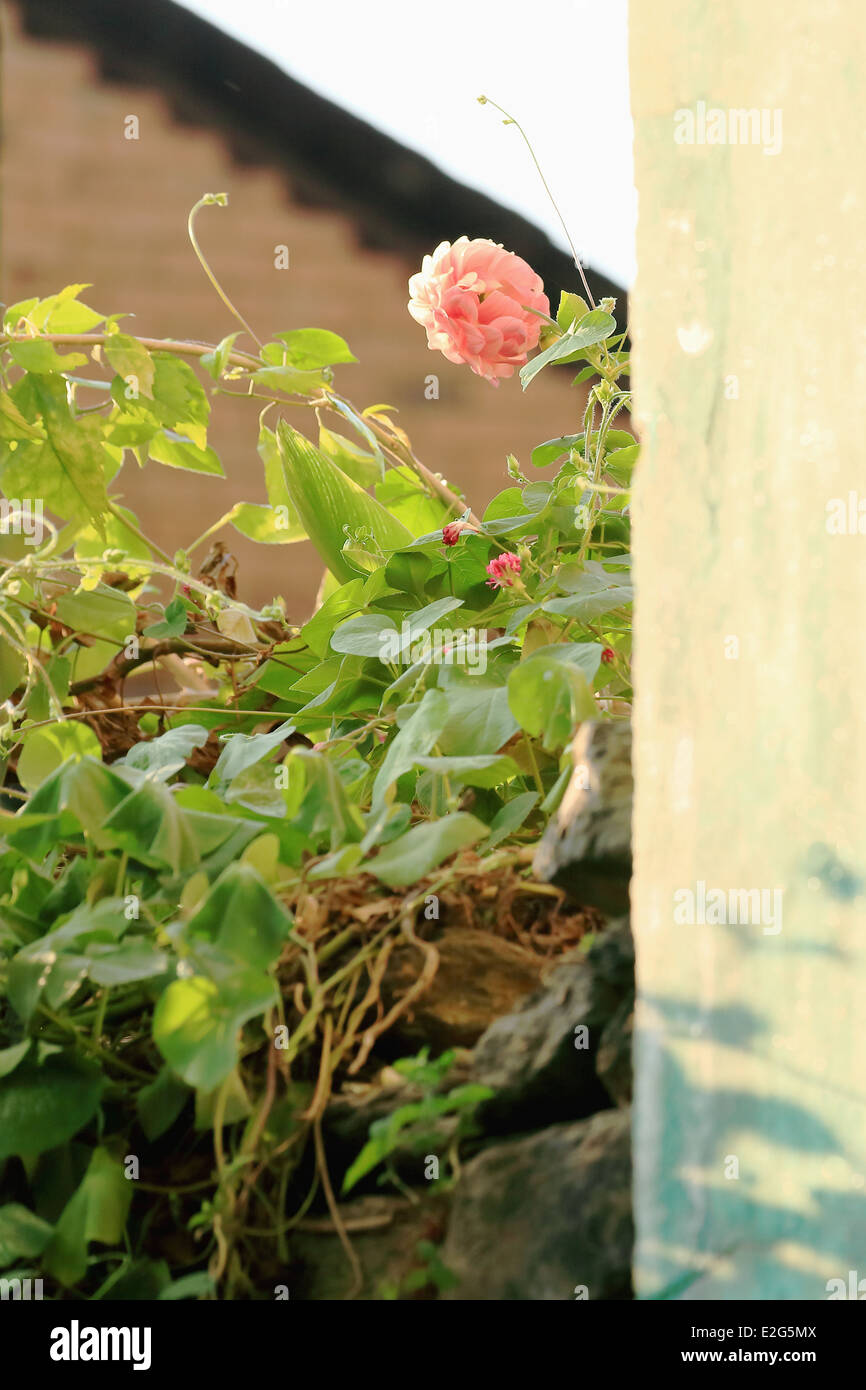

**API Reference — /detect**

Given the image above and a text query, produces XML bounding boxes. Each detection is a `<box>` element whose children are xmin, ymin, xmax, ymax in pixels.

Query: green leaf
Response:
<box><xmin>136</xmin><ymin>1067</ymin><xmax>190</xmax><ymax>1141</ymax></box>
<box><xmin>147</xmin><ymin>430</ymin><xmax>224</xmax><ymax>475</ymax></box>
<box><xmin>74</xmin><ymin>503</ymin><xmax>152</xmax><ymax>569</ymax></box>
<box><xmin>184</xmin><ymin>862</ymin><xmax>293</xmax><ymax>971</ymax></box>
<box><xmin>121</xmin><ymin>723</ymin><xmax>209</xmax><ymax>779</ymax></box>
<box><xmin>32</xmin><ymin>284</ymin><xmax>106</xmax><ymax>334</ymax></box>
<box><xmin>374</xmin><ymin>466</ymin><xmax>446</xmax><ymax>535</ymax></box>
<box><xmin>54</xmin><ymin>583</ymin><xmax>136</xmax><ymax>643</ymax></box>
<box><xmin>557</xmin><ymin>291</ymin><xmax>590</xmax><ymax>331</ymax></box>
<box><xmin>277</xmin><ymin>422</ymin><xmax>412</xmax><ymax>583</ymax></box>
<box><xmin>87</xmin><ymin>942</ymin><xmax>169</xmax><ymax>986</ymax></box>
<box><xmin>319</xmin><ymin>426</ymin><xmax>381</xmax><ymax>487</ymax></box>
<box><xmin>158</xmin><ymin>1271</ymin><xmax>216</xmax><ymax>1300</ymax></box>
<box><xmin>0</xmin><ymin>633</ymin><xmax>26</xmax><ymax>702</ymax></box>
<box><xmin>43</xmin><ymin>1146</ymin><xmax>132</xmax><ymax>1286</ymax></box>
<box><xmin>141</xmin><ymin>595</ymin><xmax>188</xmax><ymax>639</ymax></box>
<box><xmin>543</xmin><ymin>573</ymin><xmax>633</xmax><ymax>621</ymax></box>
<box><xmin>7</xmin><ymin>341</ymin><xmax>88</xmax><ymax>373</ymax></box>
<box><xmin>153</xmin><ymin>971</ymin><xmax>276</xmax><ymax>1090</ymax></box>
<box><xmin>368</xmin><ymin>812</ymin><xmax>488</xmax><ymax>887</ymax></box>
<box><xmin>254</xmin><ymin>365</ymin><xmax>330</xmax><ymax>399</ymax></box>
<box><xmin>412</xmin><ymin>754</ymin><xmax>519</xmax><ymax>789</ymax></box>
<box><xmin>104</xmin><ymin>333</ymin><xmax>155</xmax><ymax>398</ymax></box>
<box><xmin>508</xmin><ymin>654</ymin><xmax>596</xmax><ymax>751</ymax></box>
<box><xmin>5</xmin><ymin>757</ymin><xmax>131</xmax><ymax>858</ymax></box>
<box><xmin>0</xmin><ymin>1041</ymin><xmax>32</xmax><ymax>1079</ymax></box>
<box><xmin>530</xmin><ymin>435</ymin><xmax>583</xmax><ymax>470</ymax></box>
<box><xmin>102</xmin><ymin>779</ymin><xmax>260</xmax><ymax>872</ymax></box>
<box><xmin>274</xmin><ymin>328</ymin><xmax>357</xmax><ymax>370</ymax></box>
<box><xmin>301</xmin><ymin>580</ymin><xmax>366</xmax><ymax>657</ymax></box>
<box><xmin>483</xmin><ymin>791</ymin><xmax>540</xmax><ymax>850</ymax></box>
<box><xmin>208</xmin><ymin>720</ymin><xmax>294</xmax><ymax>795</ymax></box>
<box><xmin>372</xmin><ymin>689</ymin><xmax>449</xmax><ymax>810</ymax></box>
<box><xmin>436</xmin><ymin>685</ymin><xmax>519</xmax><ymax>756</ymax></box>
<box><xmin>16</xmin><ymin>722</ymin><xmax>103</xmax><ymax>792</ymax></box>
<box><xmin>0</xmin><ymin>1205</ymin><xmax>54</xmax><ymax>1267</ymax></box>
<box><xmin>200</xmin><ymin>332</ymin><xmax>241</xmax><ymax>381</ymax></box>
<box><xmin>331</xmin><ymin>613</ymin><xmax>397</xmax><ymax>658</ymax></box>
<box><xmin>148</xmin><ymin>355</ymin><xmax>210</xmax><ymax>447</ymax></box>
<box><xmin>0</xmin><ymin>390</ymin><xmax>45</xmax><ymax>441</ymax></box>
<box><xmin>1</xmin><ymin>377</ymin><xmax>110</xmax><ymax>525</ymax></box>
<box><xmin>231</xmin><ymin>501</ymin><xmax>303</xmax><ymax>544</ymax></box>
<box><xmin>0</xmin><ymin>1054</ymin><xmax>103</xmax><ymax>1161</ymax></box>
<box><xmin>520</xmin><ymin>310</ymin><xmax>616</xmax><ymax>390</ymax></box>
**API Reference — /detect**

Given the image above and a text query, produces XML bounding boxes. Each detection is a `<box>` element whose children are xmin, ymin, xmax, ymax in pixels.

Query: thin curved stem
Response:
<box><xmin>188</xmin><ymin>195</ymin><xmax>264</xmax><ymax>348</ymax></box>
<box><xmin>479</xmin><ymin>96</ymin><xmax>596</xmax><ymax>309</ymax></box>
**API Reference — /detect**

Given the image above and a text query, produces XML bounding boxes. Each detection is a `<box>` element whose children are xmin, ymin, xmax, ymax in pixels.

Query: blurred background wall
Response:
<box><xmin>1</xmin><ymin>0</ymin><xmax>624</xmax><ymax>618</ymax></box>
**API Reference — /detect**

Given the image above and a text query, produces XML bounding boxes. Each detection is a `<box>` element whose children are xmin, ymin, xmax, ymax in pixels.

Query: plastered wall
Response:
<box><xmin>629</xmin><ymin>0</ymin><xmax>866</xmax><ymax>1298</ymax></box>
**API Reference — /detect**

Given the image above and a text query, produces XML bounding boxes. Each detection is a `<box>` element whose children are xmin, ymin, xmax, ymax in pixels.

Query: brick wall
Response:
<box><xmin>1</xmin><ymin>3</ymin><xmax>584</xmax><ymax>617</ymax></box>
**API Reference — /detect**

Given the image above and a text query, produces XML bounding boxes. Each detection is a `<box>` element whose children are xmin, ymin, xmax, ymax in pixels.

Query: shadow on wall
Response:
<box><xmin>635</xmin><ymin>984</ymin><xmax>866</xmax><ymax>1300</ymax></box>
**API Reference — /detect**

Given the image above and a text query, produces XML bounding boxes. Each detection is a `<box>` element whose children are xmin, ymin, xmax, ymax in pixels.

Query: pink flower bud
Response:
<box><xmin>485</xmin><ymin>551</ymin><xmax>522</xmax><ymax>588</ymax></box>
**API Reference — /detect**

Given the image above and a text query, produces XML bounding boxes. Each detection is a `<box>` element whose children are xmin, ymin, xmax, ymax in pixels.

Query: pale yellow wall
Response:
<box><xmin>629</xmin><ymin>0</ymin><xmax>866</xmax><ymax>1297</ymax></box>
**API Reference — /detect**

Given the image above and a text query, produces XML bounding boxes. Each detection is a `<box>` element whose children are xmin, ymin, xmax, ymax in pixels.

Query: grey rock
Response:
<box><xmin>441</xmin><ymin>1109</ymin><xmax>633</xmax><ymax>1300</ymax></box>
<box><xmin>597</xmin><ymin>996</ymin><xmax>634</xmax><ymax>1106</ymax></box>
<box><xmin>471</xmin><ymin>919</ymin><xmax>634</xmax><ymax>1131</ymax></box>
<box><xmin>534</xmin><ymin>719</ymin><xmax>632</xmax><ymax>913</ymax></box>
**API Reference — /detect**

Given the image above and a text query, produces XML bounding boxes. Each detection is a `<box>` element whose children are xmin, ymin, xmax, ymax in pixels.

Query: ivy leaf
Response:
<box><xmin>2</xmin><ymin>378</ymin><xmax>110</xmax><ymax>526</ymax></box>
<box><xmin>30</xmin><ymin>284</ymin><xmax>105</xmax><ymax>334</ymax></box>
<box><xmin>142</xmin><ymin>595</ymin><xmax>188</xmax><ymax>639</ymax></box>
<box><xmin>0</xmin><ymin>390</ymin><xmax>45</xmax><ymax>441</ymax></box>
<box><xmin>4</xmin><ymin>757</ymin><xmax>132</xmax><ymax>859</ymax></box>
<box><xmin>183</xmin><ymin>863</ymin><xmax>293</xmax><ymax>971</ymax></box>
<box><xmin>0</xmin><ymin>1204</ymin><xmax>54</xmax><ymax>1268</ymax></box>
<box><xmin>274</xmin><ymin>327</ymin><xmax>357</xmax><ymax>370</ymax></box>
<box><xmin>6</xmin><ymin>341</ymin><xmax>88</xmax><ymax>373</ymax></box>
<box><xmin>508</xmin><ymin>654</ymin><xmax>596</xmax><ymax>751</ymax></box>
<box><xmin>200</xmin><ymin>332</ymin><xmax>240</xmax><ymax>381</ymax></box>
<box><xmin>102</xmin><ymin>779</ymin><xmax>260</xmax><ymax>872</ymax></box>
<box><xmin>147</xmin><ymin>430</ymin><xmax>223</xmax><ymax>475</ymax></box>
<box><xmin>136</xmin><ymin>1067</ymin><xmax>191</xmax><ymax>1141</ymax></box>
<box><xmin>148</xmin><ymin>355</ymin><xmax>210</xmax><ymax>446</ymax></box>
<box><xmin>371</xmin><ymin>689</ymin><xmax>449</xmax><ymax>811</ymax></box>
<box><xmin>121</xmin><ymin>723</ymin><xmax>210</xmax><ymax>780</ymax></box>
<box><xmin>54</xmin><ymin>583</ymin><xmax>136</xmax><ymax>642</ymax></box>
<box><xmin>208</xmin><ymin>720</ymin><xmax>295</xmax><ymax>796</ymax></box>
<box><xmin>483</xmin><ymin>791</ymin><xmax>540</xmax><ymax>850</ymax></box>
<box><xmin>103</xmin><ymin>332</ymin><xmax>155</xmax><ymax>398</ymax></box>
<box><xmin>231</xmin><ymin>501</ymin><xmax>306</xmax><ymax>545</ymax></box>
<box><xmin>153</xmin><ymin>972</ymin><xmax>277</xmax><ymax>1091</ymax></box>
<box><xmin>43</xmin><ymin>1147</ymin><xmax>132</xmax><ymax>1286</ymax></box>
<box><xmin>368</xmin><ymin>813</ymin><xmax>488</xmax><ymax>887</ymax></box>
<box><xmin>16</xmin><ymin>722</ymin><xmax>103</xmax><ymax>793</ymax></box>
<box><xmin>0</xmin><ymin>1053</ymin><xmax>103</xmax><ymax>1161</ymax></box>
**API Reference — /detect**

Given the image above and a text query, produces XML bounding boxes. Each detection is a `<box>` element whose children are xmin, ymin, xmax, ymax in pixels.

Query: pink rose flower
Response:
<box><xmin>486</xmin><ymin>551</ymin><xmax>522</xmax><ymax>587</ymax></box>
<box><xmin>408</xmin><ymin>237</ymin><xmax>549</xmax><ymax>386</ymax></box>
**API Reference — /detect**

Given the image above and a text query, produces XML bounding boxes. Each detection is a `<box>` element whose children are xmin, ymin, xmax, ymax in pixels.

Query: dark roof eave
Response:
<box><xmin>10</xmin><ymin>0</ymin><xmax>625</xmax><ymax>310</ymax></box>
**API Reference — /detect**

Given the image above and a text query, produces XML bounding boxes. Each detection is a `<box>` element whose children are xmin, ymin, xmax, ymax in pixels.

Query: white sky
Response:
<box><xmin>173</xmin><ymin>0</ymin><xmax>637</xmax><ymax>288</ymax></box>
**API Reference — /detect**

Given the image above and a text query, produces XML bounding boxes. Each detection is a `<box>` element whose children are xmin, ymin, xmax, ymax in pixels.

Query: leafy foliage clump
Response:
<box><xmin>0</xmin><ymin>200</ymin><xmax>634</xmax><ymax>1298</ymax></box>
